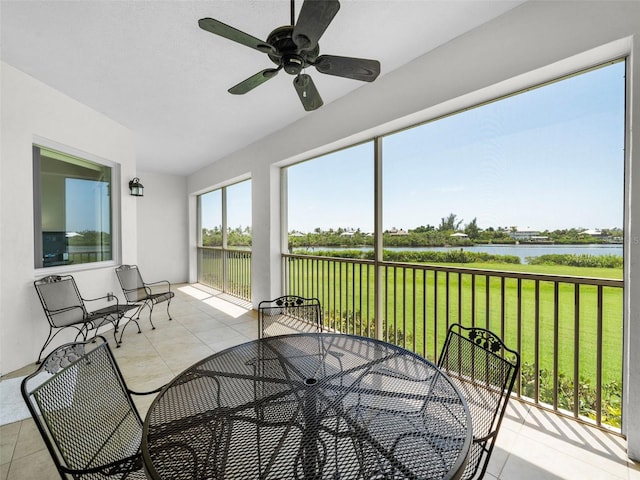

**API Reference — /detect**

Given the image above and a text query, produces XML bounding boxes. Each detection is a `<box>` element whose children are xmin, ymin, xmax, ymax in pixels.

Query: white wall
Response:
<box><xmin>185</xmin><ymin>1</ymin><xmax>640</xmax><ymax>459</ymax></box>
<box><xmin>0</xmin><ymin>62</ymin><xmax>137</xmax><ymax>375</ymax></box>
<box><xmin>135</xmin><ymin>170</ymin><xmax>189</xmax><ymax>284</ymax></box>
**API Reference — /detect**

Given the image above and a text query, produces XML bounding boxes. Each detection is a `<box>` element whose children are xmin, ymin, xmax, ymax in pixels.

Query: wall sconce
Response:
<box><xmin>129</xmin><ymin>177</ymin><xmax>144</xmax><ymax>197</ymax></box>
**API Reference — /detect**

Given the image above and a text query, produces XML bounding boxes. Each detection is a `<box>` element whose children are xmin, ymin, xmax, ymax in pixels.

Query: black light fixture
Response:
<box><xmin>129</xmin><ymin>177</ymin><xmax>144</xmax><ymax>197</ymax></box>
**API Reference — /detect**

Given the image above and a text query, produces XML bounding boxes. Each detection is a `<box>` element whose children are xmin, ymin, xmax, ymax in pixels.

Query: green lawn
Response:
<box><xmin>442</xmin><ymin>262</ymin><xmax>623</xmax><ymax>279</ymax></box>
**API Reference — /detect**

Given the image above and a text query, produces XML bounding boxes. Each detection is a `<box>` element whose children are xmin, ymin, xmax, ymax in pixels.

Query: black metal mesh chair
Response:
<box><xmin>258</xmin><ymin>295</ymin><xmax>322</xmax><ymax>338</ymax></box>
<box><xmin>21</xmin><ymin>336</ymin><xmax>163</xmax><ymax>480</ymax></box>
<box><xmin>115</xmin><ymin>265</ymin><xmax>174</xmax><ymax>336</ymax></box>
<box><xmin>437</xmin><ymin>323</ymin><xmax>520</xmax><ymax>480</ymax></box>
<box><xmin>34</xmin><ymin>275</ymin><xmax>138</xmax><ymax>364</ymax></box>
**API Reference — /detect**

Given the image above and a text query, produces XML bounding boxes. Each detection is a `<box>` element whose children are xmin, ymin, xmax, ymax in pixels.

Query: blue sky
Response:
<box><xmin>66</xmin><ymin>178</ymin><xmax>111</xmax><ymax>232</ymax></box>
<box><xmin>205</xmin><ymin>60</ymin><xmax>625</xmax><ymax>234</ymax></box>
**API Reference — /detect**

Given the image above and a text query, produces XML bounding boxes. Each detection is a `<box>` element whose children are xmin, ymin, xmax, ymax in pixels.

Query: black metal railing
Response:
<box><xmin>282</xmin><ymin>252</ymin><xmax>624</xmax><ymax>431</ymax></box>
<box><xmin>197</xmin><ymin>247</ymin><xmax>251</xmax><ymax>301</ymax></box>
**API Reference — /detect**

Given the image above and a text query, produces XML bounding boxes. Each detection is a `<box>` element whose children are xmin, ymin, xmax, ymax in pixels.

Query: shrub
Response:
<box><xmin>294</xmin><ymin>249</ymin><xmax>521</xmax><ymax>264</ymax></box>
<box><xmin>520</xmin><ymin>362</ymin><xmax>621</xmax><ymax>427</ymax></box>
<box><xmin>526</xmin><ymin>254</ymin><xmax>622</xmax><ymax>268</ymax></box>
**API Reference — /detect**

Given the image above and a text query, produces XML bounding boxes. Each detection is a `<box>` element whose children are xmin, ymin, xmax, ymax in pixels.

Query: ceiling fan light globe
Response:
<box><xmin>283</xmin><ymin>55</ymin><xmax>304</xmax><ymax>75</ymax></box>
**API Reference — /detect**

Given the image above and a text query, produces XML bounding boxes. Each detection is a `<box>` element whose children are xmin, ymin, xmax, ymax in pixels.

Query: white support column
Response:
<box><xmin>624</xmin><ymin>34</ymin><xmax>640</xmax><ymax>461</ymax></box>
<box><xmin>251</xmin><ymin>162</ymin><xmax>282</xmax><ymax>308</ymax></box>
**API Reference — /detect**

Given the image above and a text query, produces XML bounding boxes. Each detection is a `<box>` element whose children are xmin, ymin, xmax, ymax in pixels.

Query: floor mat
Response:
<box><xmin>0</xmin><ymin>377</ymin><xmax>29</xmax><ymax>425</ymax></box>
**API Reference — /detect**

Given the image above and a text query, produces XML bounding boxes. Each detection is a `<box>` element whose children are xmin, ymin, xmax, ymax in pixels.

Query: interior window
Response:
<box><xmin>33</xmin><ymin>144</ymin><xmax>113</xmax><ymax>268</ymax></box>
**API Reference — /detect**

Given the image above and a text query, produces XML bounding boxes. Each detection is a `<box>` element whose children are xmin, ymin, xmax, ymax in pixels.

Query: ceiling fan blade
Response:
<box><xmin>314</xmin><ymin>55</ymin><xmax>380</xmax><ymax>82</ymax></box>
<box><xmin>292</xmin><ymin>0</ymin><xmax>340</xmax><ymax>51</ymax></box>
<box><xmin>228</xmin><ymin>68</ymin><xmax>280</xmax><ymax>95</ymax></box>
<box><xmin>293</xmin><ymin>74</ymin><xmax>323</xmax><ymax>111</ymax></box>
<box><xmin>198</xmin><ymin>18</ymin><xmax>275</xmax><ymax>54</ymax></box>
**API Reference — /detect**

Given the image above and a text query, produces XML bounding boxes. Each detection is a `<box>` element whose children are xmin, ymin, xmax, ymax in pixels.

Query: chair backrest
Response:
<box><xmin>258</xmin><ymin>295</ymin><xmax>322</xmax><ymax>338</ymax></box>
<box><xmin>21</xmin><ymin>336</ymin><xmax>144</xmax><ymax>479</ymax></box>
<box><xmin>34</xmin><ymin>275</ymin><xmax>88</xmax><ymax>327</ymax></box>
<box><xmin>115</xmin><ymin>265</ymin><xmax>148</xmax><ymax>302</ymax></box>
<box><xmin>437</xmin><ymin>323</ymin><xmax>520</xmax><ymax>480</ymax></box>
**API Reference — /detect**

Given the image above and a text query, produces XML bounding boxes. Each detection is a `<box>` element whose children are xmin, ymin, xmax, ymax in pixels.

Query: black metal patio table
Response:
<box><xmin>142</xmin><ymin>333</ymin><xmax>472</xmax><ymax>480</ymax></box>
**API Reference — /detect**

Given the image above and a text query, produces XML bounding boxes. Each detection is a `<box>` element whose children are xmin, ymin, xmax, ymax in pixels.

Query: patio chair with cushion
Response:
<box><xmin>34</xmin><ymin>275</ymin><xmax>138</xmax><ymax>364</ymax></box>
<box><xmin>437</xmin><ymin>323</ymin><xmax>520</xmax><ymax>480</ymax></box>
<box><xmin>21</xmin><ymin>336</ymin><xmax>164</xmax><ymax>480</ymax></box>
<box><xmin>115</xmin><ymin>265</ymin><xmax>174</xmax><ymax>335</ymax></box>
<box><xmin>258</xmin><ymin>295</ymin><xmax>323</xmax><ymax>338</ymax></box>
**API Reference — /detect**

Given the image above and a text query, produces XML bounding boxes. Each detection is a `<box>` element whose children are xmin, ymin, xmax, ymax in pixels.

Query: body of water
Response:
<box><xmin>298</xmin><ymin>244</ymin><xmax>623</xmax><ymax>264</ymax></box>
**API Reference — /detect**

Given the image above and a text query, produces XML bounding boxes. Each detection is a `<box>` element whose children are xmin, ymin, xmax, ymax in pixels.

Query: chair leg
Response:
<box><xmin>147</xmin><ymin>301</ymin><xmax>156</xmax><ymax>330</ymax></box>
<box><xmin>36</xmin><ymin>327</ymin><xmax>55</xmax><ymax>364</ymax></box>
<box><xmin>116</xmin><ymin>316</ymin><xmax>141</xmax><ymax>346</ymax></box>
<box><xmin>37</xmin><ymin>325</ymin><xmax>85</xmax><ymax>364</ymax></box>
<box><xmin>165</xmin><ymin>299</ymin><xmax>172</xmax><ymax>321</ymax></box>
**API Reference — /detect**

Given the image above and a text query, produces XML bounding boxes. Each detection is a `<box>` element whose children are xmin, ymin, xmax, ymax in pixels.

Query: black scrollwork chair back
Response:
<box><xmin>21</xmin><ymin>336</ymin><xmax>164</xmax><ymax>480</ymax></box>
<box><xmin>115</xmin><ymin>265</ymin><xmax>174</xmax><ymax>334</ymax></box>
<box><xmin>258</xmin><ymin>295</ymin><xmax>323</xmax><ymax>338</ymax></box>
<box><xmin>437</xmin><ymin>323</ymin><xmax>520</xmax><ymax>480</ymax></box>
<box><xmin>34</xmin><ymin>275</ymin><xmax>137</xmax><ymax>364</ymax></box>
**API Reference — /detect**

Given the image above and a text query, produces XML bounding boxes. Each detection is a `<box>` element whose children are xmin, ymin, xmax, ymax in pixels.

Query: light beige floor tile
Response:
<box><xmin>6</xmin><ymin>448</ymin><xmax>58</xmax><ymax>480</ymax></box>
<box><xmin>500</xmin><ymin>450</ymin><xmax>567</xmax><ymax>480</ymax></box>
<box><xmin>161</xmin><ymin>344</ymin><xmax>214</xmax><ymax>374</ymax></box>
<box><xmin>488</xmin><ymin>426</ymin><xmax>518</xmax><ymax>477</ymax></box>
<box><xmin>174</xmin><ymin>314</ymin><xmax>226</xmax><ymax>335</ymax></box>
<box><xmin>502</xmin><ymin>400</ymin><xmax>531</xmax><ymax>430</ymax></box>
<box><xmin>516</xmin><ymin>409</ymin><xmax>629</xmax><ymax>478</ymax></box>
<box><xmin>120</xmin><ymin>357</ymin><xmax>174</xmax><ymax>392</ymax></box>
<box><xmin>142</xmin><ymin>327</ymin><xmax>197</xmax><ymax>348</ymax></box>
<box><xmin>11</xmin><ymin>420</ymin><xmax>46</xmax><ymax>462</ymax></box>
<box><xmin>1</xmin><ymin>462</ymin><xmax>9</xmax><ymax>480</ymax></box>
<box><xmin>207</xmin><ymin>333</ymin><xmax>253</xmax><ymax>353</ymax></box>
<box><xmin>0</xmin><ymin>423</ymin><xmax>20</xmax><ymax>466</ymax></box>
<box><xmin>505</xmin><ymin>432</ymin><xmax>626</xmax><ymax>479</ymax></box>
<box><xmin>230</xmin><ymin>321</ymin><xmax>260</xmax><ymax>339</ymax></box>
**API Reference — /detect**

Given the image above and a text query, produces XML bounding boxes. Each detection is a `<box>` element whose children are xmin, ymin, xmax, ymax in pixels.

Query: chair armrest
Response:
<box><xmin>143</xmin><ymin>279</ymin><xmax>171</xmax><ymax>289</ymax></box>
<box><xmin>59</xmin><ymin>452</ymin><xmax>141</xmax><ymax>476</ymax></box>
<box><xmin>129</xmin><ymin>384</ymin><xmax>166</xmax><ymax>396</ymax></box>
<box><xmin>82</xmin><ymin>293</ymin><xmax>119</xmax><ymax>305</ymax></box>
<box><xmin>473</xmin><ymin>430</ymin><xmax>498</xmax><ymax>444</ymax></box>
<box><xmin>46</xmin><ymin>305</ymin><xmax>86</xmax><ymax>316</ymax></box>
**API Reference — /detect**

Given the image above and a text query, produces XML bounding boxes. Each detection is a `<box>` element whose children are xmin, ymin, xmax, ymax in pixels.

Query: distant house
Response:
<box><xmin>450</xmin><ymin>232</ymin><xmax>468</xmax><ymax>238</ymax></box>
<box><xmin>388</xmin><ymin>228</ymin><xmax>409</xmax><ymax>236</ymax></box>
<box><xmin>509</xmin><ymin>228</ymin><xmax>541</xmax><ymax>241</ymax></box>
<box><xmin>580</xmin><ymin>229</ymin><xmax>602</xmax><ymax>237</ymax></box>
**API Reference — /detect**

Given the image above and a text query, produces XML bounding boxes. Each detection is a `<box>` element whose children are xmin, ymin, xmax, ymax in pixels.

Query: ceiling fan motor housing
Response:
<box><xmin>267</xmin><ymin>26</ymin><xmax>319</xmax><ymax>75</ymax></box>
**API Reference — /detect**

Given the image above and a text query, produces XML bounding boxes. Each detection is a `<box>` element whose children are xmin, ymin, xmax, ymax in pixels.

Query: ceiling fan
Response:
<box><xmin>198</xmin><ymin>0</ymin><xmax>381</xmax><ymax>111</ymax></box>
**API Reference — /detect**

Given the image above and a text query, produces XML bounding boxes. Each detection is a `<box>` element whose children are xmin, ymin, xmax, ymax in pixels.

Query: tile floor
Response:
<box><xmin>1</xmin><ymin>283</ymin><xmax>639</xmax><ymax>479</ymax></box>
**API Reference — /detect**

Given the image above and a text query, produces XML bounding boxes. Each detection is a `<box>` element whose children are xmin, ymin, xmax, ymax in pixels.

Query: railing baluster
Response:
<box><xmin>471</xmin><ymin>273</ymin><xmax>476</xmax><ymax>327</ymax></box>
<box><xmin>535</xmin><ymin>279</ymin><xmax>540</xmax><ymax>404</ymax></box>
<box><xmin>596</xmin><ymin>285</ymin><xmax>603</xmax><ymax>427</ymax></box>
<box><xmin>485</xmin><ymin>274</ymin><xmax>490</xmax><ymax>330</ymax></box>
<box><xmin>517</xmin><ymin>277</ymin><xmax>522</xmax><ymax>399</ymax></box>
<box><xmin>457</xmin><ymin>272</ymin><xmax>463</xmax><ymax>325</ymax></box>
<box><xmin>553</xmin><ymin>282</ymin><xmax>560</xmax><ymax>411</ymax></box>
<box><xmin>574</xmin><ymin>285</ymin><xmax>581</xmax><ymax>419</ymax></box>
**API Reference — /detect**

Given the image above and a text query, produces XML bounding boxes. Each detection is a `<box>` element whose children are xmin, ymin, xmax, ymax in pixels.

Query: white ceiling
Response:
<box><xmin>0</xmin><ymin>0</ymin><xmax>525</xmax><ymax>175</ymax></box>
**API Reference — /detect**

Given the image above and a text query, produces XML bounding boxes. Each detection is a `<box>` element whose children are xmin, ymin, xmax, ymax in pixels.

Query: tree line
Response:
<box><xmin>200</xmin><ymin>212</ymin><xmax>623</xmax><ymax>248</ymax></box>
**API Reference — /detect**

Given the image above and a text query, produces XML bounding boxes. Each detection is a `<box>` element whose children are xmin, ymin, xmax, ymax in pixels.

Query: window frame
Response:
<box><xmin>32</xmin><ymin>136</ymin><xmax>121</xmax><ymax>274</ymax></box>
